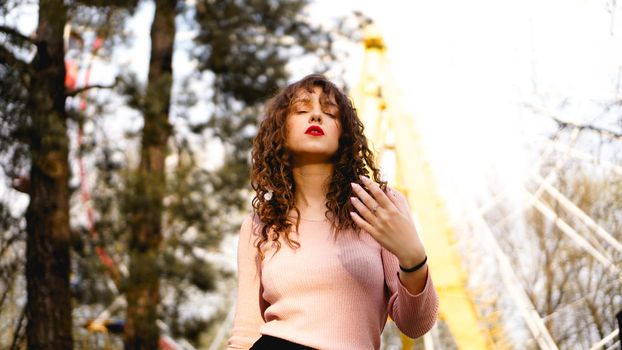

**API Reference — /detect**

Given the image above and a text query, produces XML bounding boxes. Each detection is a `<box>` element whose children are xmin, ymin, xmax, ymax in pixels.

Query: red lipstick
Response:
<box><xmin>305</xmin><ymin>125</ymin><xmax>324</xmax><ymax>136</ymax></box>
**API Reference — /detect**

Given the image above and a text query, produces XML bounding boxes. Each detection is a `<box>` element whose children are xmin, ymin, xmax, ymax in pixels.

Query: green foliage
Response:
<box><xmin>72</xmin><ymin>0</ymin><xmax>140</xmax><ymax>10</ymax></box>
<box><xmin>72</xmin><ymin>138</ymin><xmax>124</xmax><ymax>309</ymax></box>
<box><xmin>67</xmin><ymin>4</ymin><xmax>139</xmax><ymax>60</ymax></box>
<box><xmin>0</xmin><ymin>202</ymin><xmax>26</xmax><ymax>349</ymax></box>
<box><xmin>0</xmin><ymin>200</ymin><xmax>25</xmax><ymax>300</ymax></box>
<box><xmin>194</xmin><ymin>0</ymin><xmax>334</xmax><ymax>104</ymax></box>
<box><xmin>0</xmin><ymin>66</ymin><xmax>30</xmax><ymax>179</ymax></box>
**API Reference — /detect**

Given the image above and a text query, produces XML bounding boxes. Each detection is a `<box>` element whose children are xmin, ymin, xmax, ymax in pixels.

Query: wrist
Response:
<box><xmin>399</xmin><ymin>255</ymin><xmax>427</xmax><ymax>273</ymax></box>
<box><xmin>397</xmin><ymin>247</ymin><xmax>426</xmax><ymax>268</ymax></box>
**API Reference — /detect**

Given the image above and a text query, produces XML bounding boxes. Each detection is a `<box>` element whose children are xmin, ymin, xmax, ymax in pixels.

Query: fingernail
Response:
<box><xmin>350</xmin><ymin>182</ymin><xmax>357</xmax><ymax>188</ymax></box>
<box><xmin>359</xmin><ymin>175</ymin><xmax>367</xmax><ymax>182</ymax></box>
<box><xmin>350</xmin><ymin>197</ymin><xmax>356</xmax><ymax>202</ymax></box>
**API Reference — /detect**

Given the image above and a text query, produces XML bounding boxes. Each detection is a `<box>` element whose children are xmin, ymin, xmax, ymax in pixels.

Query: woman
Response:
<box><xmin>227</xmin><ymin>74</ymin><xmax>439</xmax><ymax>350</ymax></box>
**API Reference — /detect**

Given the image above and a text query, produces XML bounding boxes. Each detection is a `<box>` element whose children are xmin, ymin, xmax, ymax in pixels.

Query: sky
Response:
<box><xmin>306</xmin><ymin>0</ymin><xmax>621</xmax><ymax>215</ymax></box>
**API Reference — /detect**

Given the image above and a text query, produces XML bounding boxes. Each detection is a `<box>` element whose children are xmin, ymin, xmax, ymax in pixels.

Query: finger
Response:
<box><xmin>386</xmin><ymin>186</ymin><xmax>400</xmax><ymax>205</ymax></box>
<box><xmin>386</xmin><ymin>187</ymin><xmax>405</xmax><ymax>211</ymax></box>
<box><xmin>349</xmin><ymin>211</ymin><xmax>378</xmax><ymax>236</ymax></box>
<box><xmin>359</xmin><ymin>176</ymin><xmax>393</xmax><ymax>209</ymax></box>
<box><xmin>350</xmin><ymin>196</ymin><xmax>376</xmax><ymax>224</ymax></box>
<box><xmin>350</xmin><ymin>182</ymin><xmax>378</xmax><ymax>213</ymax></box>
<box><xmin>387</xmin><ymin>187</ymin><xmax>412</xmax><ymax>218</ymax></box>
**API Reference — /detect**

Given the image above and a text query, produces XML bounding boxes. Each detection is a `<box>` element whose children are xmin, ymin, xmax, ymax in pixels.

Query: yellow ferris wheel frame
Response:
<box><xmin>352</xmin><ymin>25</ymin><xmax>495</xmax><ymax>350</ymax></box>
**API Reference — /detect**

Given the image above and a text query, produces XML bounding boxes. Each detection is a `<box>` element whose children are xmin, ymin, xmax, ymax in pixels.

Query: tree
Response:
<box><xmin>488</xmin><ymin>133</ymin><xmax>622</xmax><ymax>348</ymax></box>
<box><xmin>0</xmin><ymin>1</ymin><xmax>136</xmax><ymax>348</ymax></box>
<box><xmin>521</xmin><ymin>159</ymin><xmax>622</xmax><ymax>347</ymax></box>
<box><xmin>123</xmin><ymin>0</ymin><xmax>176</xmax><ymax>348</ymax></box>
<box><xmin>0</xmin><ymin>0</ymin><xmax>74</xmax><ymax>348</ymax></box>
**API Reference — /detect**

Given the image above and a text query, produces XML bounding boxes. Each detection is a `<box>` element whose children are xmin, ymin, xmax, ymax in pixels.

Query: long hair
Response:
<box><xmin>250</xmin><ymin>73</ymin><xmax>386</xmax><ymax>260</ymax></box>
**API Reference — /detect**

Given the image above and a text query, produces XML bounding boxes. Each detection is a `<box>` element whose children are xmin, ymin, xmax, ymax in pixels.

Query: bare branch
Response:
<box><xmin>0</xmin><ymin>230</ymin><xmax>23</xmax><ymax>260</ymax></box>
<box><xmin>0</xmin><ymin>43</ymin><xmax>31</xmax><ymax>76</ymax></box>
<box><xmin>0</xmin><ymin>25</ymin><xmax>36</xmax><ymax>48</ymax></box>
<box><xmin>66</xmin><ymin>83</ymin><xmax>116</xmax><ymax>97</ymax></box>
<box><xmin>551</xmin><ymin>116</ymin><xmax>622</xmax><ymax>141</ymax></box>
<box><xmin>9</xmin><ymin>306</ymin><xmax>26</xmax><ymax>350</ymax></box>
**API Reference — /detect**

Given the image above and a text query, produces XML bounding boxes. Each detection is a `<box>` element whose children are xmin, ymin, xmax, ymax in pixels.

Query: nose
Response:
<box><xmin>309</xmin><ymin>111</ymin><xmax>322</xmax><ymax>123</ymax></box>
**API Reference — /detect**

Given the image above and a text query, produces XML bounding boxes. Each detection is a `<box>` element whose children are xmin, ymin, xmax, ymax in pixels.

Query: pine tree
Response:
<box><xmin>0</xmin><ymin>0</ymin><xmax>72</xmax><ymax>347</ymax></box>
<box><xmin>123</xmin><ymin>0</ymin><xmax>176</xmax><ymax>348</ymax></box>
<box><xmin>0</xmin><ymin>0</ymin><xmax>137</xmax><ymax>347</ymax></box>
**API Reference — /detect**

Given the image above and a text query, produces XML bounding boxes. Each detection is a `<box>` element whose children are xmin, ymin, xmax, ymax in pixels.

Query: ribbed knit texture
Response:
<box><xmin>227</xmin><ymin>214</ymin><xmax>439</xmax><ymax>350</ymax></box>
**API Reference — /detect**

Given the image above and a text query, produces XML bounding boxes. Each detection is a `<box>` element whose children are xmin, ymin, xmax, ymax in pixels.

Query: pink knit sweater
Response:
<box><xmin>227</xmin><ymin>213</ymin><xmax>439</xmax><ymax>350</ymax></box>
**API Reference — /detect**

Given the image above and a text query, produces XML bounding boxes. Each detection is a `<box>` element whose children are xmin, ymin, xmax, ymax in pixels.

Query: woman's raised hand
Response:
<box><xmin>349</xmin><ymin>176</ymin><xmax>426</xmax><ymax>268</ymax></box>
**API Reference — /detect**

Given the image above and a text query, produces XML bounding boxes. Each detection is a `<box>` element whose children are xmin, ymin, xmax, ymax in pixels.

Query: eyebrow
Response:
<box><xmin>291</xmin><ymin>97</ymin><xmax>338</xmax><ymax>106</ymax></box>
<box><xmin>319</xmin><ymin>93</ymin><xmax>338</xmax><ymax>108</ymax></box>
<box><xmin>291</xmin><ymin>97</ymin><xmax>312</xmax><ymax>105</ymax></box>
<box><xmin>321</xmin><ymin>101</ymin><xmax>338</xmax><ymax>108</ymax></box>
<box><xmin>290</xmin><ymin>93</ymin><xmax>339</xmax><ymax>113</ymax></box>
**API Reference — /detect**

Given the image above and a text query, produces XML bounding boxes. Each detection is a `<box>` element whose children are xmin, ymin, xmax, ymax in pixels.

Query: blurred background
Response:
<box><xmin>1</xmin><ymin>0</ymin><xmax>621</xmax><ymax>349</ymax></box>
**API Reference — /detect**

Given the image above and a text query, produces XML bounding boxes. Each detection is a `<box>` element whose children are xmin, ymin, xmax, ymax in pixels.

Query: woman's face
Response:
<box><xmin>285</xmin><ymin>86</ymin><xmax>342</xmax><ymax>163</ymax></box>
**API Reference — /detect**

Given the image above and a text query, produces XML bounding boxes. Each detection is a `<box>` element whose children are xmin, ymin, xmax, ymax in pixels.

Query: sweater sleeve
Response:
<box><xmin>227</xmin><ymin>214</ymin><xmax>267</xmax><ymax>349</ymax></box>
<box><xmin>381</xmin><ymin>246</ymin><xmax>439</xmax><ymax>338</ymax></box>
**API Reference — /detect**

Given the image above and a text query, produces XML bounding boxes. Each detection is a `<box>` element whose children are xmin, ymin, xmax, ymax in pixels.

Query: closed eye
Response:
<box><xmin>296</xmin><ymin>110</ymin><xmax>309</xmax><ymax>114</ymax></box>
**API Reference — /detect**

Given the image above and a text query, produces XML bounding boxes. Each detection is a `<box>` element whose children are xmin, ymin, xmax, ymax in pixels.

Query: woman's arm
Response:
<box><xmin>227</xmin><ymin>214</ymin><xmax>266</xmax><ymax>349</ymax></box>
<box><xmin>382</xmin><ymin>246</ymin><xmax>439</xmax><ymax>338</ymax></box>
<box><xmin>349</xmin><ymin>179</ymin><xmax>439</xmax><ymax>337</ymax></box>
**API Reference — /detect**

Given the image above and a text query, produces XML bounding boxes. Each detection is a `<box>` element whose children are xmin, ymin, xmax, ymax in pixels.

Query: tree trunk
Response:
<box><xmin>25</xmin><ymin>0</ymin><xmax>72</xmax><ymax>349</ymax></box>
<box><xmin>124</xmin><ymin>0</ymin><xmax>176</xmax><ymax>349</ymax></box>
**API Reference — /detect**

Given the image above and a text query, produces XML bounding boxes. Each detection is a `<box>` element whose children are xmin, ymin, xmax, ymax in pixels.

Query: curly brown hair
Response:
<box><xmin>250</xmin><ymin>73</ymin><xmax>386</xmax><ymax>260</ymax></box>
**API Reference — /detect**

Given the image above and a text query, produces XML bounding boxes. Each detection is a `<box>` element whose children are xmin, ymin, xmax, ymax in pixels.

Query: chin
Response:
<box><xmin>292</xmin><ymin>149</ymin><xmax>339</xmax><ymax>162</ymax></box>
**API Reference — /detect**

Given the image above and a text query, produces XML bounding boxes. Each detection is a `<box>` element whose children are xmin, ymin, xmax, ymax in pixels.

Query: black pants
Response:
<box><xmin>250</xmin><ymin>335</ymin><xmax>315</xmax><ymax>350</ymax></box>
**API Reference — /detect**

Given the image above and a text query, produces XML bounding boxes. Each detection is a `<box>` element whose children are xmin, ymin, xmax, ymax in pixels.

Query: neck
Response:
<box><xmin>291</xmin><ymin>161</ymin><xmax>334</xmax><ymax>212</ymax></box>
